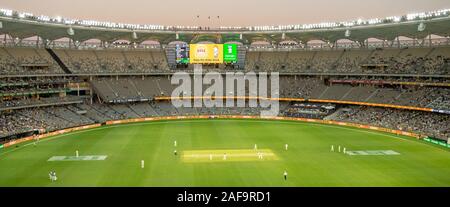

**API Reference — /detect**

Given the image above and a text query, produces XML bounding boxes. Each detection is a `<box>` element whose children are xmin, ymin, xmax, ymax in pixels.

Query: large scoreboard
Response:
<box><xmin>175</xmin><ymin>43</ymin><xmax>238</xmax><ymax>64</ymax></box>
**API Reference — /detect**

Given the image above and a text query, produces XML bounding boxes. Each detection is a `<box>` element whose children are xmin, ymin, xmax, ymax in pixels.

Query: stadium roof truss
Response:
<box><xmin>0</xmin><ymin>16</ymin><xmax>450</xmax><ymax>45</ymax></box>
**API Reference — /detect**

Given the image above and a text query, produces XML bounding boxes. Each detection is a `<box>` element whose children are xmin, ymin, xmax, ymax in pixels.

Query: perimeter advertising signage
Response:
<box><xmin>189</xmin><ymin>44</ymin><xmax>223</xmax><ymax>64</ymax></box>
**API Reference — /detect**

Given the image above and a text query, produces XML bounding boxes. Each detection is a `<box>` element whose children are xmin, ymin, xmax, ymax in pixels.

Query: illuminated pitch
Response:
<box><xmin>182</xmin><ymin>149</ymin><xmax>279</xmax><ymax>163</ymax></box>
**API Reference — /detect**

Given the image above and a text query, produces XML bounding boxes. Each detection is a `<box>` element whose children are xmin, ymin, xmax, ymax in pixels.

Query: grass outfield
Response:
<box><xmin>0</xmin><ymin>119</ymin><xmax>449</xmax><ymax>187</ymax></box>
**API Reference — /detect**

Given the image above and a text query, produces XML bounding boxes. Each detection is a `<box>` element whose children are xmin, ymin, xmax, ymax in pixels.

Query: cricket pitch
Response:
<box><xmin>182</xmin><ymin>149</ymin><xmax>279</xmax><ymax>163</ymax></box>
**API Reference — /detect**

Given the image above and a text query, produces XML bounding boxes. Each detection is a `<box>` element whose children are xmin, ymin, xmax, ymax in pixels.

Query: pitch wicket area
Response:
<box><xmin>182</xmin><ymin>149</ymin><xmax>278</xmax><ymax>163</ymax></box>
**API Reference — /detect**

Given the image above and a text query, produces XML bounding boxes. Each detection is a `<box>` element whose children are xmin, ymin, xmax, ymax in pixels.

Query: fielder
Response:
<box><xmin>285</xmin><ymin>144</ymin><xmax>288</xmax><ymax>151</ymax></box>
<box><xmin>283</xmin><ymin>170</ymin><xmax>288</xmax><ymax>180</ymax></box>
<box><xmin>331</xmin><ymin>145</ymin><xmax>334</xmax><ymax>152</ymax></box>
<box><xmin>141</xmin><ymin>160</ymin><xmax>145</xmax><ymax>168</ymax></box>
<box><xmin>49</xmin><ymin>171</ymin><xmax>57</xmax><ymax>182</ymax></box>
<box><xmin>33</xmin><ymin>135</ymin><xmax>38</xmax><ymax>146</ymax></box>
<box><xmin>174</xmin><ymin>140</ymin><xmax>177</xmax><ymax>147</ymax></box>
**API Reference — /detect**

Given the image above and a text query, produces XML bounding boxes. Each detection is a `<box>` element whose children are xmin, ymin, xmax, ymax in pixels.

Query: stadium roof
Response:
<box><xmin>0</xmin><ymin>8</ymin><xmax>450</xmax><ymax>45</ymax></box>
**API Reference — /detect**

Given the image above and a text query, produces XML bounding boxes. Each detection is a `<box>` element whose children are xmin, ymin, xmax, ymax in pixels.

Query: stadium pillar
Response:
<box><xmin>428</xmin><ymin>34</ymin><xmax>432</xmax><ymax>46</ymax></box>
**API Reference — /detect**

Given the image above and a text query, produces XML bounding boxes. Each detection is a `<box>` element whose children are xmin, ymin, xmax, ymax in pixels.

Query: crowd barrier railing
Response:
<box><xmin>154</xmin><ymin>96</ymin><xmax>441</xmax><ymax>113</ymax></box>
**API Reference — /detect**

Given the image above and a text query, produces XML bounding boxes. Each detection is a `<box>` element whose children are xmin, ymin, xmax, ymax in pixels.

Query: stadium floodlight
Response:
<box><xmin>1</xmin><ymin>7</ymin><xmax>449</xmax><ymax>32</ymax></box>
<box><xmin>0</xmin><ymin>9</ymin><xmax>13</xmax><ymax>16</ymax></box>
<box><xmin>18</xmin><ymin>12</ymin><xmax>32</xmax><ymax>19</ymax></box>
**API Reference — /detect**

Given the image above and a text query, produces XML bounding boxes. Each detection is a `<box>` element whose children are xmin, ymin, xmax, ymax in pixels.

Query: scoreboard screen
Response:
<box><xmin>175</xmin><ymin>43</ymin><xmax>189</xmax><ymax>64</ymax></box>
<box><xmin>178</xmin><ymin>44</ymin><xmax>238</xmax><ymax>64</ymax></box>
<box><xmin>223</xmin><ymin>43</ymin><xmax>238</xmax><ymax>63</ymax></box>
<box><xmin>189</xmin><ymin>44</ymin><xmax>223</xmax><ymax>64</ymax></box>
<box><xmin>189</xmin><ymin>44</ymin><xmax>238</xmax><ymax>64</ymax></box>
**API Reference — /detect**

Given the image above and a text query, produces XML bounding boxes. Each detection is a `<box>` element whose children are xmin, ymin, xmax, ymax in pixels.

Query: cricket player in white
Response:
<box><xmin>50</xmin><ymin>171</ymin><xmax>57</xmax><ymax>181</ymax></box>
<box><xmin>141</xmin><ymin>160</ymin><xmax>145</xmax><ymax>168</ymax></box>
<box><xmin>283</xmin><ymin>170</ymin><xmax>288</xmax><ymax>180</ymax></box>
<box><xmin>343</xmin><ymin>147</ymin><xmax>346</xmax><ymax>154</ymax></box>
<box><xmin>209</xmin><ymin>154</ymin><xmax>213</xmax><ymax>160</ymax></box>
<box><xmin>223</xmin><ymin>153</ymin><xmax>227</xmax><ymax>160</ymax></box>
<box><xmin>338</xmin><ymin>146</ymin><xmax>341</xmax><ymax>152</ymax></box>
<box><xmin>254</xmin><ymin>144</ymin><xmax>257</xmax><ymax>150</ymax></box>
<box><xmin>285</xmin><ymin>144</ymin><xmax>288</xmax><ymax>151</ymax></box>
<box><xmin>174</xmin><ymin>140</ymin><xmax>177</xmax><ymax>147</ymax></box>
<box><xmin>76</xmin><ymin>150</ymin><xmax>79</xmax><ymax>158</ymax></box>
<box><xmin>331</xmin><ymin>145</ymin><xmax>334</xmax><ymax>152</ymax></box>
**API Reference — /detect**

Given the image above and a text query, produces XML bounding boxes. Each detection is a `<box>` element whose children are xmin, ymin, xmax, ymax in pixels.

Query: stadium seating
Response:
<box><xmin>1</xmin><ymin>73</ymin><xmax>449</xmax><ymax>142</ymax></box>
<box><xmin>0</xmin><ymin>46</ymin><xmax>448</xmax><ymax>75</ymax></box>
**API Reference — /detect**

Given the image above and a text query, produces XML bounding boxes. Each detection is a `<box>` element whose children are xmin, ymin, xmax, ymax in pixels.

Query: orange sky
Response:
<box><xmin>1</xmin><ymin>0</ymin><xmax>450</xmax><ymax>27</ymax></box>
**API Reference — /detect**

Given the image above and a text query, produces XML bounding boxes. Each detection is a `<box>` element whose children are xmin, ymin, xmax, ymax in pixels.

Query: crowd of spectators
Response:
<box><xmin>333</xmin><ymin>106</ymin><xmax>450</xmax><ymax>141</ymax></box>
<box><xmin>245</xmin><ymin>47</ymin><xmax>450</xmax><ymax>74</ymax></box>
<box><xmin>0</xmin><ymin>46</ymin><xmax>449</xmax><ymax>74</ymax></box>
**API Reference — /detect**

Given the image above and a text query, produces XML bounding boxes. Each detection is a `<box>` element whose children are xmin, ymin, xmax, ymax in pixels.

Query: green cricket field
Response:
<box><xmin>0</xmin><ymin>119</ymin><xmax>449</xmax><ymax>187</ymax></box>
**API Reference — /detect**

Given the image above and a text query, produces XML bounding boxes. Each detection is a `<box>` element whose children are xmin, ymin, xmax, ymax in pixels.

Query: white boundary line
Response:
<box><xmin>0</xmin><ymin>118</ymin><xmax>447</xmax><ymax>158</ymax></box>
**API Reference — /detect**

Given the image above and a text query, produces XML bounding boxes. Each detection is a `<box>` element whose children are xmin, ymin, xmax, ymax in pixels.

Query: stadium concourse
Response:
<box><xmin>0</xmin><ymin>8</ymin><xmax>449</xmax><ymax>146</ymax></box>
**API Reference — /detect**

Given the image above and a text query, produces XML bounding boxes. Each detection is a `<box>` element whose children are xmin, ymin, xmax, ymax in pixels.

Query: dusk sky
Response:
<box><xmin>1</xmin><ymin>0</ymin><xmax>450</xmax><ymax>27</ymax></box>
